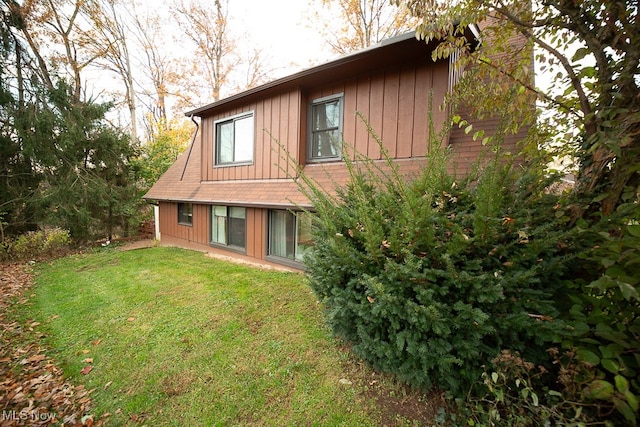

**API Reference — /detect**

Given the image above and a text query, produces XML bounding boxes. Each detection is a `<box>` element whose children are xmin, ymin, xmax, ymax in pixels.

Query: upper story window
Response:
<box><xmin>215</xmin><ymin>112</ymin><xmax>254</xmax><ymax>166</ymax></box>
<box><xmin>308</xmin><ymin>94</ymin><xmax>343</xmax><ymax>161</ymax></box>
<box><xmin>177</xmin><ymin>203</ymin><xmax>193</xmax><ymax>226</ymax></box>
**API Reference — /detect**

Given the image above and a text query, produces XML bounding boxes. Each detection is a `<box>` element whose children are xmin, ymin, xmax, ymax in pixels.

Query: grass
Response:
<box><xmin>22</xmin><ymin>246</ymin><xmax>432</xmax><ymax>426</ymax></box>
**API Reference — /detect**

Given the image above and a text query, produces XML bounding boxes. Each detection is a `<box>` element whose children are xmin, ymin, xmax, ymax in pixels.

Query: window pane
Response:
<box><xmin>229</xmin><ymin>206</ymin><xmax>246</xmax><ymax>219</ymax></box>
<box><xmin>228</xmin><ymin>216</ymin><xmax>246</xmax><ymax>248</ymax></box>
<box><xmin>228</xmin><ymin>207</ymin><xmax>246</xmax><ymax>248</ymax></box>
<box><xmin>324</xmin><ymin>100</ymin><xmax>340</xmax><ymax>128</ymax></box>
<box><xmin>234</xmin><ymin>116</ymin><xmax>253</xmax><ymax>162</ymax></box>
<box><xmin>270</xmin><ymin>210</ymin><xmax>295</xmax><ymax>259</ymax></box>
<box><xmin>217</xmin><ymin>122</ymin><xmax>234</xmax><ymax>163</ymax></box>
<box><xmin>312</xmin><ymin>129</ymin><xmax>339</xmax><ymax>158</ymax></box>
<box><xmin>211</xmin><ymin>206</ymin><xmax>227</xmax><ymax>244</ymax></box>
<box><xmin>178</xmin><ymin>203</ymin><xmax>192</xmax><ymax>225</ymax></box>
<box><xmin>312</xmin><ymin>99</ymin><xmax>340</xmax><ymax>131</ymax></box>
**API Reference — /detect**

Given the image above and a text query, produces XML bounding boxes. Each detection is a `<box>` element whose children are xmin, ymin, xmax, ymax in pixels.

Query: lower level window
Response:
<box><xmin>211</xmin><ymin>206</ymin><xmax>246</xmax><ymax>249</ymax></box>
<box><xmin>177</xmin><ymin>203</ymin><xmax>193</xmax><ymax>225</ymax></box>
<box><xmin>268</xmin><ymin>210</ymin><xmax>313</xmax><ymax>262</ymax></box>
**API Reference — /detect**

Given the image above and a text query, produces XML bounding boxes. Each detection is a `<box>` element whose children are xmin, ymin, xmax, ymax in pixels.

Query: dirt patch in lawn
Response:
<box><xmin>344</xmin><ymin>355</ymin><xmax>445</xmax><ymax>425</ymax></box>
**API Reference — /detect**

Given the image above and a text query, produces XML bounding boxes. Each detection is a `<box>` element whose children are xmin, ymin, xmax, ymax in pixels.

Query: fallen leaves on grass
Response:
<box><xmin>0</xmin><ymin>262</ymin><xmax>103</xmax><ymax>426</ymax></box>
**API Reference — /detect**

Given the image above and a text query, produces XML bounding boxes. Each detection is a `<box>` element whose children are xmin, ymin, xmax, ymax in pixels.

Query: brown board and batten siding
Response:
<box><xmin>158</xmin><ymin>203</ymin><xmax>208</xmax><ymax>246</ymax></box>
<box><xmin>200</xmin><ymin>88</ymin><xmax>302</xmax><ymax>182</ymax></box>
<box><xmin>308</xmin><ymin>59</ymin><xmax>449</xmax><ymax>162</ymax></box>
<box><xmin>159</xmin><ymin>202</ymin><xmax>269</xmax><ymax>262</ymax></box>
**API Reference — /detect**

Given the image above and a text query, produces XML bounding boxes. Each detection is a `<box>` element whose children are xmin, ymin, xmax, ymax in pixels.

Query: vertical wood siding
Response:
<box><xmin>160</xmin><ymin>202</ymin><xmax>267</xmax><ymax>262</ymax></box>
<box><xmin>159</xmin><ymin>203</ymin><xmax>210</xmax><ymax>246</ymax></box>
<box><xmin>198</xmin><ymin>58</ymin><xmax>449</xmax><ymax>184</ymax></box>
<box><xmin>202</xmin><ymin>89</ymin><xmax>302</xmax><ymax>182</ymax></box>
<box><xmin>306</xmin><ymin>59</ymin><xmax>449</xmax><ymax>162</ymax></box>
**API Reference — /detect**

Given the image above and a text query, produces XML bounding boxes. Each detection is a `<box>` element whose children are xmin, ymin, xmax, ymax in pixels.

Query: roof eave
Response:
<box><xmin>184</xmin><ymin>31</ymin><xmax>429</xmax><ymax>117</ymax></box>
<box><xmin>184</xmin><ymin>27</ymin><xmax>481</xmax><ymax>118</ymax></box>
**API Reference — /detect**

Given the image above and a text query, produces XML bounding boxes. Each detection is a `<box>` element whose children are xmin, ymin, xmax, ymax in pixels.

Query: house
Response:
<box><xmin>143</xmin><ymin>30</ymin><xmax>526</xmax><ymax>270</ymax></box>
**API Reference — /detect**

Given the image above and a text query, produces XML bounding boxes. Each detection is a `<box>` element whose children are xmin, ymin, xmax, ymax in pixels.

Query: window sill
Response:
<box><xmin>209</xmin><ymin>242</ymin><xmax>247</xmax><ymax>255</ymax></box>
<box><xmin>214</xmin><ymin>161</ymin><xmax>253</xmax><ymax>168</ymax></box>
<box><xmin>265</xmin><ymin>255</ymin><xmax>307</xmax><ymax>271</ymax></box>
<box><xmin>306</xmin><ymin>157</ymin><xmax>342</xmax><ymax>164</ymax></box>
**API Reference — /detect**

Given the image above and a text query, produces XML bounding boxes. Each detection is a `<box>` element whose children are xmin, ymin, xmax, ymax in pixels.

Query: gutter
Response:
<box><xmin>180</xmin><ymin>115</ymin><xmax>199</xmax><ymax>181</ymax></box>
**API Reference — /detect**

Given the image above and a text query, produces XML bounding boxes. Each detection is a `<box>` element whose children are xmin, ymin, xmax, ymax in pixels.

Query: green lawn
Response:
<box><xmin>24</xmin><ymin>246</ymin><xmax>428</xmax><ymax>426</ymax></box>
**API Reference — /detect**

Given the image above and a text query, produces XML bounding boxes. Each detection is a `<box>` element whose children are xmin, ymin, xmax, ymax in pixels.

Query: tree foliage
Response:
<box><xmin>397</xmin><ymin>0</ymin><xmax>639</xmax><ymax>219</ymax></box>
<box><xmin>172</xmin><ymin>0</ymin><xmax>235</xmax><ymax>102</ymax></box>
<box><xmin>134</xmin><ymin>118</ymin><xmax>192</xmax><ymax>189</ymax></box>
<box><xmin>1</xmin><ymin>0</ymin><xmax>142</xmax><ymax>242</ymax></box>
<box><xmin>315</xmin><ymin>0</ymin><xmax>418</xmax><ymax>54</ymax></box>
<box><xmin>293</xmin><ymin>1</ymin><xmax>640</xmax><ymax>423</ymax></box>
<box><xmin>296</xmin><ymin>128</ymin><xmax>581</xmax><ymax>392</ymax></box>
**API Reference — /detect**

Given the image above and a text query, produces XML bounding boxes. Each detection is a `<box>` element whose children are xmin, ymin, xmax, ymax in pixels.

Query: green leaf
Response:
<box><xmin>618</xmin><ymin>281</ymin><xmax>640</xmax><ymax>301</ymax></box>
<box><xmin>615</xmin><ymin>375</ymin><xmax>629</xmax><ymax>393</ymax></box>
<box><xmin>613</xmin><ymin>397</ymin><xmax>637</xmax><ymax>424</ymax></box>
<box><xmin>572</xmin><ymin>47</ymin><xmax>590</xmax><ymax>62</ymax></box>
<box><xmin>602</xmin><ymin>358</ymin><xmax>620</xmax><ymax>374</ymax></box>
<box><xmin>464</xmin><ymin>124</ymin><xmax>473</xmax><ymax>134</ymax></box>
<box><xmin>491</xmin><ymin>372</ymin><xmax>498</xmax><ymax>383</ymax></box>
<box><xmin>624</xmin><ymin>390</ymin><xmax>639</xmax><ymax>411</ymax></box>
<box><xmin>600</xmin><ymin>343</ymin><xmax>624</xmax><ymax>359</ymax></box>
<box><xmin>600</xmin><ymin>258</ymin><xmax>616</xmax><ymax>268</ymax></box>
<box><xmin>577</xmin><ymin>349</ymin><xmax>600</xmax><ymax>365</ymax></box>
<box><xmin>592</xmin><ymin>192</ymin><xmax>610</xmax><ymax>203</ymax></box>
<box><xmin>588</xmin><ymin>276</ymin><xmax>616</xmax><ymax>292</ymax></box>
<box><xmin>584</xmin><ymin>380</ymin><xmax>614</xmax><ymax>399</ymax></box>
<box><xmin>627</xmin><ymin>225</ymin><xmax>640</xmax><ymax>238</ymax></box>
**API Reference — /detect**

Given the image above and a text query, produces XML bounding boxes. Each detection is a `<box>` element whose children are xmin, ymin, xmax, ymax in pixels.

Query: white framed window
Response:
<box><xmin>308</xmin><ymin>94</ymin><xmax>343</xmax><ymax>161</ymax></box>
<box><xmin>268</xmin><ymin>210</ymin><xmax>313</xmax><ymax>262</ymax></box>
<box><xmin>211</xmin><ymin>206</ymin><xmax>246</xmax><ymax>249</ymax></box>
<box><xmin>215</xmin><ymin>112</ymin><xmax>254</xmax><ymax>166</ymax></box>
<box><xmin>177</xmin><ymin>203</ymin><xmax>193</xmax><ymax>226</ymax></box>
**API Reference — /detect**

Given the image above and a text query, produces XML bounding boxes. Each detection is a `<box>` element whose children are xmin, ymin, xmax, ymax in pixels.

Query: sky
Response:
<box><xmin>93</xmin><ymin>0</ymin><xmax>338</xmax><ymax>125</ymax></box>
<box><xmin>228</xmin><ymin>0</ymin><xmax>335</xmax><ymax>77</ymax></box>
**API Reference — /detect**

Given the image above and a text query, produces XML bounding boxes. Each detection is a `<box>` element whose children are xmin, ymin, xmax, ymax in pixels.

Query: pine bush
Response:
<box><xmin>299</xmin><ymin>138</ymin><xmax>581</xmax><ymax>394</ymax></box>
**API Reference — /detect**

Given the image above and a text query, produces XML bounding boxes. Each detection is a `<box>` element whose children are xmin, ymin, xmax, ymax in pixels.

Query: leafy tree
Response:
<box><xmin>172</xmin><ymin>0</ymin><xmax>236</xmax><ymax>103</ymax></box>
<box><xmin>385</xmin><ymin>1</ymin><xmax>639</xmax><ymax>422</ymax></box>
<box><xmin>315</xmin><ymin>0</ymin><xmax>418</xmax><ymax>54</ymax></box>
<box><xmin>1</xmin><ymin>0</ymin><xmax>45</xmax><ymax>237</ymax></box>
<box><xmin>83</xmin><ymin>0</ymin><xmax>140</xmax><ymax>142</ymax></box>
<box><xmin>135</xmin><ymin>118</ymin><xmax>192</xmax><ymax>190</ymax></box>
<box><xmin>397</xmin><ymin>0</ymin><xmax>639</xmax><ymax>218</ymax></box>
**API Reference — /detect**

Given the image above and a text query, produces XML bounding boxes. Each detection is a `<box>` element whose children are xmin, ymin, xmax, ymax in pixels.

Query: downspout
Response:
<box><xmin>180</xmin><ymin>114</ymin><xmax>200</xmax><ymax>181</ymax></box>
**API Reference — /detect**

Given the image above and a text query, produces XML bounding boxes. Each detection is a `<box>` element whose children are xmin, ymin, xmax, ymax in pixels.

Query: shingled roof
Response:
<box><xmin>142</xmin><ymin>132</ymin><xmax>314</xmax><ymax>208</ymax></box>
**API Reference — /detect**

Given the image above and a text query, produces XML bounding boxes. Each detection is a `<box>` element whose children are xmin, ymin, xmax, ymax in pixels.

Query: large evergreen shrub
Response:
<box><xmin>297</xmin><ymin>135</ymin><xmax>581</xmax><ymax>394</ymax></box>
